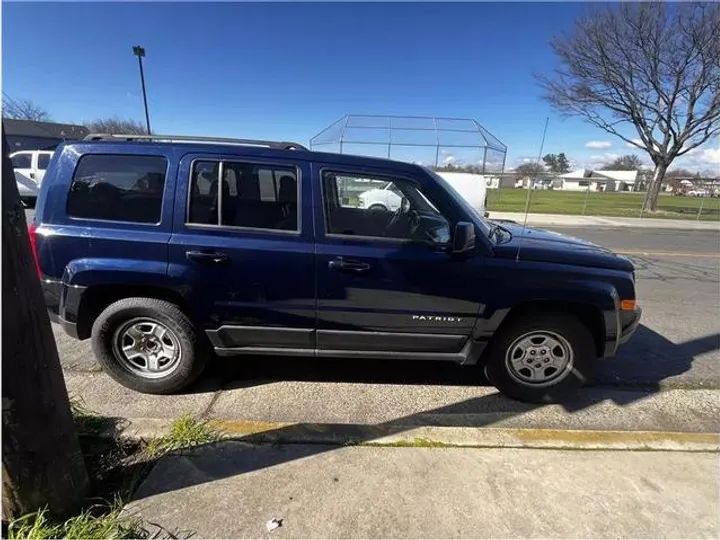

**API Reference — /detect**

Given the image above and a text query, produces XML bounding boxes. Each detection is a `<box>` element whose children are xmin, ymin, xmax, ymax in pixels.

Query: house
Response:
<box><xmin>558</xmin><ymin>169</ymin><xmax>638</xmax><ymax>192</ymax></box>
<box><xmin>2</xmin><ymin>118</ymin><xmax>89</xmax><ymax>151</ymax></box>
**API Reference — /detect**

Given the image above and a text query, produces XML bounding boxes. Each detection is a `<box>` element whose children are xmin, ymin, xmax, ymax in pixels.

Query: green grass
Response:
<box><xmin>6</xmin><ymin>410</ymin><xmax>214</xmax><ymax>539</ymax></box>
<box><xmin>487</xmin><ymin>189</ymin><xmax>720</xmax><ymax>221</ymax></box>
<box><xmin>144</xmin><ymin>413</ymin><xmax>220</xmax><ymax>458</ymax></box>
<box><xmin>6</xmin><ymin>501</ymin><xmax>148</xmax><ymax>540</ymax></box>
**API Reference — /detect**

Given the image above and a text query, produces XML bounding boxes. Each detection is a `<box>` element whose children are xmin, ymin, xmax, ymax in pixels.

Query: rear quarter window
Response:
<box><xmin>66</xmin><ymin>154</ymin><xmax>167</xmax><ymax>224</ymax></box>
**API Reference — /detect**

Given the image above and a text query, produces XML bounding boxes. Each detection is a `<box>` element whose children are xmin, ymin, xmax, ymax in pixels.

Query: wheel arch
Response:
<box><xmin>489</xmin><ymin>300</ymin><xmax>607</xmax><ymax>358</ymax></box>
<box><xmin>76</xmin><ymin>284</ymin><xmax>189</xmax><ymax>340</ymax></box>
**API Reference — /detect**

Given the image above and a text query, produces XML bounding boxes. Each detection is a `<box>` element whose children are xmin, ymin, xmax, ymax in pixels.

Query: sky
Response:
<box><xmin>2</xmin><ymin>1</ymin><xmax>718</xmax><ymax>173</ymax></box>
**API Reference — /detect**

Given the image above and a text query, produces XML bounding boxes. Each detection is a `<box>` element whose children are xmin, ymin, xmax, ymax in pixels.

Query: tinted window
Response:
<box><xmin>38</xmin><ymin>153</ymin><xmax>51</xmax><ymax>170</ymax></box>
<box><xmin>322</xmin><ymin>171</ymin><xmax>450</xmax><ymax>244</ymax></box>
<box><xmin>11</xmin><ymin>154</ymin><xmax>32</xmax><ymax>169</ymax></box>
<box><xmin>188</xmin><ymin>161</ymin><xmax>299</xmax><ymax>231</ymax></box>
<box><xmin>67</xmin><ymin>155</ymin><xmax>167</xmax><ymax>223</ymax></box>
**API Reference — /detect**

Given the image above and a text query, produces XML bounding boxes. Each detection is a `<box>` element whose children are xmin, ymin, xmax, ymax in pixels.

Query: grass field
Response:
<box><xmin>487</xmin><ymin>189</ymin><xmax>720</xmax><ymax>221</ymax></box>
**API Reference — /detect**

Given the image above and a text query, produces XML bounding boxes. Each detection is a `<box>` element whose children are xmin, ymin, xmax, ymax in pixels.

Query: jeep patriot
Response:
<box><xmin>31</xmin><ymin>134</ymin><xmax>641</xmax><ymax>403</ymax></box>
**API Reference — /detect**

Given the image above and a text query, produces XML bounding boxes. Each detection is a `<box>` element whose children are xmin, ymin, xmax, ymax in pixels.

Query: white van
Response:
<box><xmin>358</xmin><ymin>171</ymin><xmax>488</xmax><ymax>216</ymax></box>
<box><xmin>11</xmin><ymin>150</ymin><xmax>54</xmax><ymax>207</ymax></box>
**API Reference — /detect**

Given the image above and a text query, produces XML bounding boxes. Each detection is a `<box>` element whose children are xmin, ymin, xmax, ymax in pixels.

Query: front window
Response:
<box><xmin>323</xmin><ymin>170</ymin><xmax>451</xmax><ymax>245</ymax></box>
<box><xmin>11</xmin><ymin>153</ymin><xmax>32</xmax><ymax>169</ymax></box>
<box><xmin>426</xmin><ymin>168</ymin><xmax>491</xmax><ymax>238</ymax></box>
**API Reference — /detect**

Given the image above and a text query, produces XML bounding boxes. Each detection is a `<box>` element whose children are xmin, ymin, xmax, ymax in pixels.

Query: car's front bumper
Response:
<box><xmin>619</xmin><ymin>305</ymin><xmax>642</xmax><ymax>345</ymax></box>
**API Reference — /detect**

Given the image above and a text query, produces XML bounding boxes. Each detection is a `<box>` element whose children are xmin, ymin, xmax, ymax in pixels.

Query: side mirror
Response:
<box><xmin>452</xmin><ymin>222</ymin><xmax>475</xmax><ymax>253</ymax></box>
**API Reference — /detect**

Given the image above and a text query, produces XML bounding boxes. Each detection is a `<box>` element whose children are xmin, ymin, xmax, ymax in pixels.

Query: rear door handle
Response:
<box><xmin>186</xmin><ymin>251</ymin><xmax>230</xmax><ymax>264</ymax></box>
<box><xmin>328</xmin><ymin>257</ymin><xmax>371</xmax><ymax>273</ymax></box>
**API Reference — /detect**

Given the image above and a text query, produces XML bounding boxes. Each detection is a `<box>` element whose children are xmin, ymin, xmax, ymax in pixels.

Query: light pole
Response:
<box><xmin>132</xmin><ymin>45</ymin><xmax>151</xmax><ymax>135</ymax></box>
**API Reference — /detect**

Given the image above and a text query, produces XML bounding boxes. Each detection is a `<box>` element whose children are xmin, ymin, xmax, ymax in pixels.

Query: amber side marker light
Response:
<box><xmin>620</xmin><ymin>300</ymin><xmax>637</xmax><ymax>311</ymax></box>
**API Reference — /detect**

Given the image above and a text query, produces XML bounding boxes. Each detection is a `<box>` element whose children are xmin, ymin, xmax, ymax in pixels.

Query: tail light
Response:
<box><xmin>27</xmin><ymin>222</ymin><xmax>42</xmax><ymax>278</ymax></box>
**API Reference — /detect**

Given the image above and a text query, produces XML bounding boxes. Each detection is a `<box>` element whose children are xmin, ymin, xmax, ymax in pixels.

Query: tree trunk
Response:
<box><xmin>641</xmin><ymin>163</ymin><xmax>668</xmax><ymax>212</ymax></box>
<box><xmin>1</xmin><ymin>127</ymin><xmax>89</xmax><ymax>521</ymax></box>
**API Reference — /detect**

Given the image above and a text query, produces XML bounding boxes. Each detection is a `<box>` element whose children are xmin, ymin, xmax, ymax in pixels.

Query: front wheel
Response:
<box><xmin>91</xmin><ymin>298</ymin><xmax>208</xmax><ymax>394</ymax></box>
<box><xmin>483</xmin><ymin>313</ymin><xmax>595</xmax><ymax>403</ymax></box>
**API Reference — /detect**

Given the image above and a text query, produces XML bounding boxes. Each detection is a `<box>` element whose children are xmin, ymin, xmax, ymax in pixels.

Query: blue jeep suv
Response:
<box><xmin>32</xmin><ymin>134</ymin><xmax>641</xmax><ymax>403</ymax></box>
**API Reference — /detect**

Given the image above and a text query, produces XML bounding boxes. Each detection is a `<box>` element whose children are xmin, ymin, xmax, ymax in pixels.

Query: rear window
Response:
<box><xmin>66</xmin><ymin>154</ymin><xmax>167</xmax><ymax>223</ymax></box>
<box><xmin>38</xmin><ymin>153</ymin><xmax>51</xmax><ymax>170</ymax></box>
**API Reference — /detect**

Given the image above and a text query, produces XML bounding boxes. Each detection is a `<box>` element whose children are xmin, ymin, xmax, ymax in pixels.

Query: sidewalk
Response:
<box><xmin>489</xmin><ymin>211</ymin><xmax>720</xmax><ymax>230</ymax></box>
<box><xmin>64</xmin><ymin>371</ymin><xmax>720</xmax><ymax>536</ymax></box>
<box><xmin>127</xmin><ymin>442</ymin><xmax>719</xmax><ymax>538</ymax></box>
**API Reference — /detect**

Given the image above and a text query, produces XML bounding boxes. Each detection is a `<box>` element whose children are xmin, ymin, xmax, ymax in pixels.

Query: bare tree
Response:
<box><xmin>538</xmin><ymin>3</ymin><xmax>720</xmax><ymax>211</ymax></box>
<box><xmin>87</xmin><ymin>117</ymin><xmax>148</xmax><ymax>135</ymax></box>
<box><xmin>602</xmin><ymin>154</ymin><xmax>643</xmax><ymax>170</ymax></box>
<box><xmin>2</xmin><ymin>98</ymin><xmax>51</xmax><ymax>122</ymax></box>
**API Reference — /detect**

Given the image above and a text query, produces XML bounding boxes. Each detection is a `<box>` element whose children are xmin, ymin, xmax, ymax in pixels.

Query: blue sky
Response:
<box><xmin>2</xmin><ymin>2</ymin><xmax>717</xmax><ymax>172</ymax></box>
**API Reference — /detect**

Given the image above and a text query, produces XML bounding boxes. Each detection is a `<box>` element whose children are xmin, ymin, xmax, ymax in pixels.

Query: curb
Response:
<box><xmin>105</xmin><ymin>417</ymin><xmax>720</xmax><ymax>453</ymax></box>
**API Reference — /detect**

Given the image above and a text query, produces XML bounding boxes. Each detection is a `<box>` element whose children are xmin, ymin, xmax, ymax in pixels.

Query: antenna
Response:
<box><xmin>516</xmin><ymin>117</ymin><xmax>549</xmax><ymax>262</ymax></box>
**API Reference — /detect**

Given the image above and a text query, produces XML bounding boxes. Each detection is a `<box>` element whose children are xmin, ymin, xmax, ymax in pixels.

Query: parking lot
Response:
<box><xmin>33</xmin><ymin>194</ymin><xmax>717</xmax><ymax>434</ymax></box>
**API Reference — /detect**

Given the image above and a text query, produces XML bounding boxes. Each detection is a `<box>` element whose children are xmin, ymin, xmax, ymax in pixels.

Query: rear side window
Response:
<box><xmin>37</xmin><ymin>153</ymin><xmax>51</xmax><ymax>170</ymax></box>
<box><xmin>187</xmin><ymin>160</ymin><xmax>299</xmax><ymax>232</ymax></box>
<box><xmin>67</xmin><ymin>155</ymin><xmax>167</xmax><ymax>223</ymax></box>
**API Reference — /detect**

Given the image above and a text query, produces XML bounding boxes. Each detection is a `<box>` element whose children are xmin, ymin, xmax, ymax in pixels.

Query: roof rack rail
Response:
<box><xmin>82</xmin><ymin>133</ymin><xmax>309</xmax><ymax>151</ymax></box>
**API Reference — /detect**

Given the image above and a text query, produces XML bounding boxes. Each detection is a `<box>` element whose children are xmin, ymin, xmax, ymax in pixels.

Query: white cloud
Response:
<box><xmin>585</xmin><ymin>141</ymin><xmax>612</xmax><ymax>149</ymax></box>
<box><xmin>442</xmin><ymin>155</ymin><xmax>455</xmax><ymax>164</ymax></box>
<box><xmin>677</xmin><ymin>144</ymin><xmax>720</xmax><ymax>173</ymax></box>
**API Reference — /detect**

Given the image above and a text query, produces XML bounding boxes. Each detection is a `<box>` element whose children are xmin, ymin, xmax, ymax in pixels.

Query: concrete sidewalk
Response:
<box><xmin>127</xmin><ymin>443</ymin><xmax>719</xmax><ymax>539</ymax></box>
<box><xmin>489</xmin><ymin>211</ymin><xmax>720</xmax><ymax>230</ymax></box>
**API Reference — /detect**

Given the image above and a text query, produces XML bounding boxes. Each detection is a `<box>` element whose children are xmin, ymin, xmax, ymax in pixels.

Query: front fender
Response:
<box><xmin>472</xmin><ymin>280</ymin><xmax>620</xmax><ymax>357</ymax></box>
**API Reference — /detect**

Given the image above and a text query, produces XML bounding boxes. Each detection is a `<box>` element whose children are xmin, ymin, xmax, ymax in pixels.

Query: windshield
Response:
<box><xmin>426</xmin><ymin>168</ymin><xmax>492</xmax><ymax>237</ymax></box>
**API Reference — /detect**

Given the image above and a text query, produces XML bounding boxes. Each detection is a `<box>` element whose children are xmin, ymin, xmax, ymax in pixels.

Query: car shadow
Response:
<box><xmin>187</xmin><ymin>324</ymin><xmax>719</xmax><ymax>403</ymax></box>
<box><xmin>118</xmin><ymin>324</ymin><xmax>720</xmax><ymax>509</ymax></box>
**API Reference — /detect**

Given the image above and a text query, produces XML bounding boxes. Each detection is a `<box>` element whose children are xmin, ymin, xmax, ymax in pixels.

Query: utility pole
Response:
<box><xmin>133</xmin><ymin>45</ymin><xmax>151</xmax><ymax>135</ymax></box>
<box><xmin>2</xmin><ymin>126</ymin><xmax>89</xmax><ymax>520</ymax></box>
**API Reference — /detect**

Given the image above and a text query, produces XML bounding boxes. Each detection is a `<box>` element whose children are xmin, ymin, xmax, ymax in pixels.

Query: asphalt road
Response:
<box><xmin>30</xmin><ymin>201</ymin><xmax>717</xmax><ymax>393</ymax></box>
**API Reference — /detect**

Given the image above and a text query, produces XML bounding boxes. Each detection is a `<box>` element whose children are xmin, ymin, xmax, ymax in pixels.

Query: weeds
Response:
<box><xmin>145</xmin><ymin>413</ymin><xmax>220</xmax><ymax>458</ymax></box>
<box><xmin>6</xmin><ymin>410</ymin><xmax>210</xmax><ymax>538</ymax></box>
<box><xmin>7</xmin><ymin>500</ymin><xmax>148</xmax><ymax>539</ymax></box>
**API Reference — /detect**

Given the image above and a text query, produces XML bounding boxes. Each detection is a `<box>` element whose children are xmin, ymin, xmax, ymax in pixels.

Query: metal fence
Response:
<box><xmin>310</xmin><ymin>114</ymin><xmax>507</xmax><ymax>173</ymax></box>
<box><xmin>486</xmin><ymin>186</ymin><xmax>720</xmax><ymax>222</ymax></box>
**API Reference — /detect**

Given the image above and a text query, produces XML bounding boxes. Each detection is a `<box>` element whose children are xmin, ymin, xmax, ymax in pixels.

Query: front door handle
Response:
<box><xmin>328</xmin><ymin>257</ymin><xmax>371</xmax><ymax>273</ymax></box>
<box><xmin>186</xmin><ymin>250</ymin><xmax>230</xmax><ymax>264</ymax></box>
<box><xmin>29</xmin><ymin>172</ymin><xmax>36</xmax><ymax>180</ymax></box>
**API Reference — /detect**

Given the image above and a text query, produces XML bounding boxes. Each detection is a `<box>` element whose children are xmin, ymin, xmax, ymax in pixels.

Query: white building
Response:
<box><xmin>558</xmin><ymin>169</ymin><xmax>638</xmax><ymax>192</ymax></box>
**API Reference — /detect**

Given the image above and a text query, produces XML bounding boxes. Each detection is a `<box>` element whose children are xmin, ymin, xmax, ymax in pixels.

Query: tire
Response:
<box><xmin>483</xmin><ymin>312</ymin><xmax>595</xmax><ymax>404</ymax></box>
<box><xmin>91</xmin><ymin>297</ymin><xmax>209</xmax><ymax>394</ymax></box>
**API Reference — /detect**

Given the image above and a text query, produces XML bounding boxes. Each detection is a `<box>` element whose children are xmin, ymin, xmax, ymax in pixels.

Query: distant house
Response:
<box><xmin>2</xmin><ymin>118</ymin><xmax>89</xmax><ymax>151</ymax></box>
<box><xmin>558</xmin><ymin>169</ymin><xmax>638</xmax><ymax>192</ymax></box>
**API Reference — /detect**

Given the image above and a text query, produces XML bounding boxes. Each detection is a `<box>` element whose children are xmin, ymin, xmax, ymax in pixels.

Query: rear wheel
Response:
<box><xmin>91</xmin><ymin>298</ymin><xmax>208</xmax><ymax>394</ymax></box>
<box><xmin>483</xmin><ymin>313</ymin><xmax>595</xmax><ymax>403</ymax></box>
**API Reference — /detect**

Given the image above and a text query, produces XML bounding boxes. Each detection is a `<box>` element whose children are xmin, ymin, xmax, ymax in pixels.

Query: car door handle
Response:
<box><xmin>29</xmin><ymin>172</ymin><xmax>35</xmax><ymax>180</ymax></box>
<box><xmin>186</xmin><ymin>251</ymin><xmax>230</xmax><ymax>264</ymax></box>
<box><xmin>328</xmin><ymin>257</ymin><xmax>371</xmax><ymax>273</ymax></box>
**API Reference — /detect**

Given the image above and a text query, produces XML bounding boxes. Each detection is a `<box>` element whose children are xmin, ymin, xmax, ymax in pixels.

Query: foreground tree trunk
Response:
<box><xmin>1</xmin><ymin>127</ymin><xmax>89</xmax><ymax>520</ymax></box>
<box><xmin>642</xmin><ymin>163</ymin><xmax>668</xmax><ymax>212</ymax></box>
